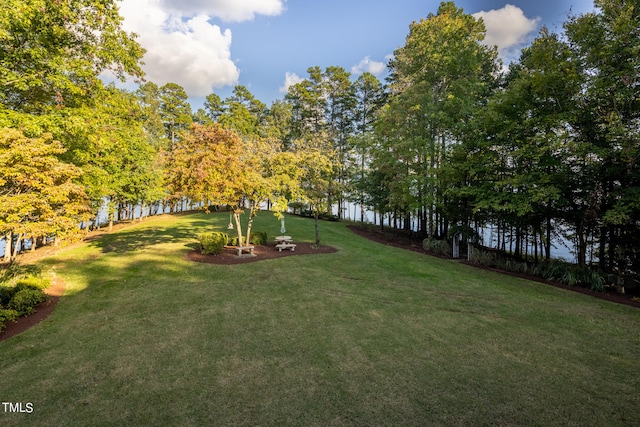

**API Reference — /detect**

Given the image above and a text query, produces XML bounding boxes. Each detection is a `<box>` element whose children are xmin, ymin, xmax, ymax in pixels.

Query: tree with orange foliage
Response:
<box><xmin>165</xmin><ymin>123</ymin><xmax>260</xmax><ymax>247</ymax></box>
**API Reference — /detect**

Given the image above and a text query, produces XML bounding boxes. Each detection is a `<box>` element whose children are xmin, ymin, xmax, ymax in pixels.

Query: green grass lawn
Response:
<box><xmin>1</xmin><ymin>211</ymin><xmax>639</xmax><ymax>426</ymax></box>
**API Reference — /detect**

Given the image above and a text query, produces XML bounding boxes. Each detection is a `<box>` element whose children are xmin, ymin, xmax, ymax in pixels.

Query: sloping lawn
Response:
<box><xmin>1</xmin><ymin>212</ymin><xmax>639</xmax><ymax>426</ymax></box>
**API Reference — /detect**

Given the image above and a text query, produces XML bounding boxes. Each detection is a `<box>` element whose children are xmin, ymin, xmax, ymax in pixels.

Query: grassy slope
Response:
<box><xmin>1</xmin><ymin>212</ymin><xmax>639</xmax><ymax>426</ymax></box>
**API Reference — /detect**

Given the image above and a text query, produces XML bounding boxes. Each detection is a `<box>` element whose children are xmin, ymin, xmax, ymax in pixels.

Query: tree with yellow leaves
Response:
<box><xmin>1</xmin><ymin>129</ymin><xmax>90</xmax><ymax>261</ymax></box>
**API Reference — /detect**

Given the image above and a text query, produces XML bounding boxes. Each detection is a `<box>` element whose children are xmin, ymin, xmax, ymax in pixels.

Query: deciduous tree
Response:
<box><xmin>0</xmin><ymin>129</ymin><xmax>89</xmax><ymax>261</ymax></box>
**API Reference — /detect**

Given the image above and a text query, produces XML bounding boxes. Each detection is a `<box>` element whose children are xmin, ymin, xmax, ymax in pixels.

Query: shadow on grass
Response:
<box><xmin>87</xmin><ymin>219</ymin><xmax>216</xmax><ymax>254</ymax></box>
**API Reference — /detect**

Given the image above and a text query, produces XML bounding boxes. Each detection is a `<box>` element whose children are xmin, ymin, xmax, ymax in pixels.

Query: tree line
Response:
<box><xmin>371</xmin><ymin>0</ymin><xmax>639</xmax><ymax>277</ymax></box>
<box><xmin>1</xmin><ymin>0</ymin><xmax>638</xmax><ymax>277</ymax></box>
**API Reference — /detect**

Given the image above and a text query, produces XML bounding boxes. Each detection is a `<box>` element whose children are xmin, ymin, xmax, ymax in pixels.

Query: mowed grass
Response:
<box><xmin>1</xmin><ymin>211</ymin><xmax>639</xmax><ymax>426</ymax></box>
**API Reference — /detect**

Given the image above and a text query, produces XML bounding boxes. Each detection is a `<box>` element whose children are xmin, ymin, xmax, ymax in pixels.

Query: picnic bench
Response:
<box><xmin>235</xmin><ymin>245</ymin><xmax>255</xmax><ymax>256</ymax></box>
<box><xmin>275</xmin><ymin>242</ymin><xmax>296</xmax><ymax>252</ymax></box>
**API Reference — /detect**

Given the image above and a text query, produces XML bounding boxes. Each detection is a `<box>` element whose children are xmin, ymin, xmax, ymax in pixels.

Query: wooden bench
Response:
<box><xmin>235</xmin><ymin>245</ymin><xmax>255</xmax><ymax>256</ymax></box>
<box><xmin>275</xmin><ymin>243</ymin><xmax>296</xmax><ymax>252</ymax></box>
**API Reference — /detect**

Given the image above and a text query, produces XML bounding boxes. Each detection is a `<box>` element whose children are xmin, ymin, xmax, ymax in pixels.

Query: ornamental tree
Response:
<box><xmin>0</xmin><ymin>129</ymin><xmax>90</xmax><ymax>261</ymax></box>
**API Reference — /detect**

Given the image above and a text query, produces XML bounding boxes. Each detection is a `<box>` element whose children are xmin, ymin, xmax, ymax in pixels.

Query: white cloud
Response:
<box><xmin>117</xmin><ymin>0</ymin><xmax>285</xmax><ymax>97</ymax></box>
<box><xmin>279</xmin><ymin>71</ymin><xmax>303</xmax><ymax>93</ymax></box>
<box><xmin>351</xmin><ymin>56</ymin><xmax>386</xmax><ymax>76</ymax></box>
<box><xmin>158</xmin><ymin>0</ymin><xmax>285</xmax><ymax>22</ymax></box>
<box><xmin>473</xmin><ymin>4</ymin><xmax>541</xmax><ymax>61</ymax></box>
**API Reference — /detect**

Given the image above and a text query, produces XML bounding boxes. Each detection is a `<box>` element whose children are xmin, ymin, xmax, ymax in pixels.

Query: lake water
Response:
<box><xmin>335</xmin><ymin>202</ymin><xmax>577</xmax><ymax>262</ymax></box>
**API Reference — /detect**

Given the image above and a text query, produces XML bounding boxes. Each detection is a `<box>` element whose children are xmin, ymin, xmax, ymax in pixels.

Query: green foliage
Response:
<box><xmin>0</xmin><ymin>262</ymin><xmax>42</xmax><ymax>285</ymax></box>
<box><xmin>250</xmin><ymin>231</ymin><xmax>267</xmax><ymax>245</ymax></box>
<box><xmin>288</xmin><ymin>202</ymin><xmax>306</xmax><ymax>214</ymax></box>
<box><xmin>0</xmin><ymin>308</ymin><xmax>19</xmax><ymax>332</ymax></box>
<box><xmin>0</xmin><ymin>129</ymin><xmax>91</xmax><ymax>259</ymax></box>
<box><xmin>160</xmin><ymin>82</ymin><xmax>193</xmax><ymax>142</ymax></box>
<box><xmin>7</xmin><ymin>288</ymin><xmax>49</xmax><ymax>316</ymax></box>
<box><xmin>196</xmin><ymin>232</ymin><xmax>229</xmax><ymax>255</ymax></box>
<box><xmin>0</xmin><ymin>0</ymin><xmax>144</xmax><ymax>114</ymax></box>
<box><xmin>531</xmin><ymin>260</ymin><xmax>566</xmax><ymax>282</ymax></box>
<box><xmin>468</xmin><ymin>248</ymin><xmax>606</xmax><ymax>292</ymax></box>
<box><xmin>0</xmin><ymin>275</ymin><xmax>51</xmax><ymax>305</ymax></box>
<box><xmin>229</xmin><ymin>233</ymin><xmax>270</xmax><ymax>246</ymax></box>
<box><xmin>533</xmin><ymin>261</ymin><xmax>606</xmax><ymax>293</ymax></box>
<box><xmin>299</xmin><ymin>210</ymin><xmax>338</xmax><ymax>221</ymax></box>
<box><xmin>15</xmin><ymin>276</ymin><xmax>51</xmax><ymax>291</ymax></box>
<box><xmin>469</xmin><ymin>247</ymin><xmax>504</xmax><ymax>269</ymax></box>
<box><xmin>0</xmin><ymin>285</ymin><xmax>17</xmax><ymax>306</ymax></box>
<box><xmin>218</xmin><ymin>85</ymin><xmax>266</xmax><ymax>138</ymax></box>
<box><xmin>422</xmin><ymin>238</ymin><xmax>451</xmax><ymax>257</ymax></box>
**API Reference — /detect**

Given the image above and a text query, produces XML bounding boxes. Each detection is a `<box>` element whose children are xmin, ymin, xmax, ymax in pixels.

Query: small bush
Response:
<box><xmin>197</xmin><ymin>232</ymin><xmax>229</xmax><ymax>255</ymax></box>
<box><xmin>504</xmin><ymin>259</ymin><xmax>529</xmax><ymax>274</ymax></box>
<box><xmin>469</xmin><ymin>248</ymin><xmax>500</xmax><ymax>267</ymax></box>
<box><xmin>533</xmin><ymin>261</ymin><xmax>567</xmax><ymax>282</ymax></box>
<box><xmin>0</xmin><ymin>308</ymin><xmax>19</xmax><ymax>332</ymax></box>
<box><xmin>7</xmin><ymin>288</ymin><xmax>49</xmax><ymax>316</ymax></box>
<box><xmin>250</xmin><ymin>231</ymin><xmax>267</xmax><ymax>245</ymax></box>
<box><xmin>15</xmin><ymin>276</ymin><xmax>51</xmax><ymax>291</ymax></box>
<box><xmin>298</xmin><ymin>209</ymin><xmax>338</xmax><ymax>221</ymax></box>
<box><xmin>422</xmin><ymin>238</ymin><xmax>451</xmax><ymax>257</ymax></box>
<box><xmin>0</xmin><ymin>285</ymin><xmax>18</xmax><ymax>305</ymax></box>
<box><xmin>533</xmin><ymin>260</ymin><xmax>605</xmax><ymax>292</ymax></box>
<box><xmin>288</xmin><ymin>202</ymin><xmax>306</xmax><ymax>214</ymax></box>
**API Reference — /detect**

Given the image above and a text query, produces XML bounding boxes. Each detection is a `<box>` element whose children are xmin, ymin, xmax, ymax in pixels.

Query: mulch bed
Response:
<box><xmin>0</xmin><ymin>277</ymin><xmax>66</xmax><ymax>342</ymax></box>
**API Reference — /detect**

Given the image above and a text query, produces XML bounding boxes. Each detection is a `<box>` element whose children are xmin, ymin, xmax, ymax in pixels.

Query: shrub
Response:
<box><xmin>0</xmin><ymin>285</ymin><xmax>18</xmax><ymax>305</ymax></box>
<box><xmin>422</xmin><ymin>238</ymin><xmax>451</xmax><ymax>257</ymax></box>
<box><xmin>288</xmin><ymin>202</ymin><xmax>306</xmax><ymax>214</ymax></box>
<box><xmin>250</xmin><ymin>231</ymin><xmax>267</xmax><ymax>245</ymax></box>
<box><xmin>0</xmin><ymin>309</ymin><xmax>19</xmax><ymax>332</ymax></box>
<box><xmin>7</xmin><ymin>288</ymin><xmax>49</xmax><ymax>316</ymax></box>
<box><xmin>469</xmin><ymin>248</ymin><xmax>500</xmax><ymax>267</ymax></box>
<box><xmin>197</xmin><ymin>232</ymin><xmax>229</xmax><ymax>255</ymax></box>
<box><xmin>504</xmin><ymin>259</ymin><xmax>529</xmax><ymax>274</ymax></box>
<box><xmin>0</xmin><ymin>263</ymin><xmax>42</xmax><ymax>286</ymax></box>
<box><xmin>533</xmin><ymin>261</ymin><xmax>567</xmax><ymax>282</ymax></box>
<box><xmin>532</xmin><ymin>260</ymin><xmax>605</xmax><ymax>292</ymax></box>
<box><xmin>15</xmin><ymin>276</ymin><xmax>51</xmax><ymax>291</ymax></box>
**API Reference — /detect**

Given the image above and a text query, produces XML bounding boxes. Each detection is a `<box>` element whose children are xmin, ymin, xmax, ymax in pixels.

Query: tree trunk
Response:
<box><xmin>233</xmin><ymin>210</ymin><xmax>244</xmax><ymax>247</ymax></box>
<box><xmin>576</xmin><ymin>222</ymin><xmax>587</xmax><ymax>266</ymax></box>
<box><xmin>245</xmin><ymin>204</ymin><xmax>258</xmax><ymax>247</ymax></box>
<box><xmin>3</xmin><ymin>232</ymin><xmax>11</xmax><ymax>262</ymax></box>
<box><xmin>599</xmin><ymin>226</ymin><xmax>607</xmax><ymax>270</ymax></box>
<box><xmin>12</xmin><ymin>233</ymin><xmax>22</xmax><ymax>259</ymax></box>
<box><xmin>314</xmin><ymin>212</ymin><xmax>320</xmax><ymax>246</ymax></box>
<box><xmin>546</xmin><ymin>217</ymin><xmax>552</xmax><ymax>261</ymax></box>
<box><xmin>533</xmin><ymin>227</ymin><xmax>538</xmax><ymax>263</ymax></box>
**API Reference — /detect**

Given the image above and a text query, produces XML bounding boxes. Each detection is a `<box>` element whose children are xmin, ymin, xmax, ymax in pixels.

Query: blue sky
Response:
<box><xmin>116</xmin><ymin>0</ymin><xmax>596</xmax><ymax>109</ymax></box>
